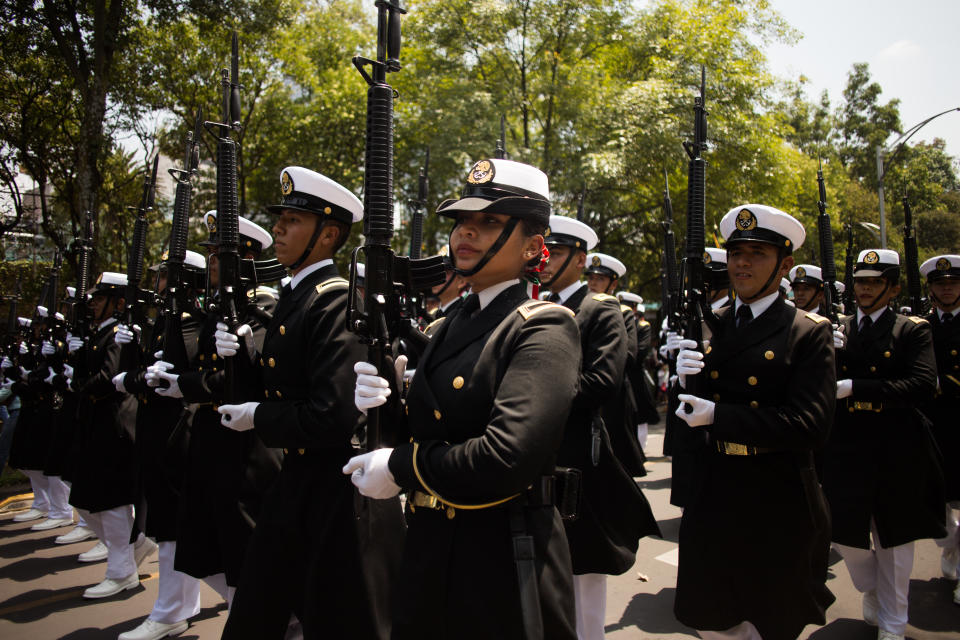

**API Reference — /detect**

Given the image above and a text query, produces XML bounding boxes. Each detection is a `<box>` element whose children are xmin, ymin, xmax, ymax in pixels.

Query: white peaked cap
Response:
<box><xmin>184</xmin><ymin>250</ymin><xmax>206</xmax><ymax>270</ymax></box>
<box><xmin>545</xmin><ymin>215</ymin><xmax>598</xmax><ymax>250</ymax></box>
<box><xmin>203</xmin><ymin>210</ymin><xmax>274</xmax><ymax>251</ymax></box>
<box><xmin>617</xmin><ymin>291</ymin><xmax>643</xmax><ymax>304</ymax></box>
<box><xmin>437</xmin><ymin>158</ymin><xmax>551</xmax><ymax>225</ymax></box>
<box><xmin>99</xmin><ymin>272</ymin><xmax>128</xmax><ymax>287</ymax></box>
<box><xmin>18</xmin><ymin>317</ymin><xmax>30</xmax><ymax>327</ymax></box>
<box><xmin>704</xmin><ymin>247</ymin><xmax>727</xmax><ymax>264</ymax></box>
<box><xmin>834</xmin><ymin>281</ymin><xmax>846</xmax><ymax>294</ymax></box>
<box><xmin>920</xmin><ymin>254</ymin><xmax>960</xmax><ymax>279</ymax></box>
<box><xmin>270</xmin><ymin>166</ymin><xmax>363</xmax><ymax>224</ymax></box>
<box><xmin>789</xmin><ymin>264</ymin><xmax>823</xmax><ymax>283</ymax></box>
<box><xmin>66</xmin><ymin>286</ymin><xmax>76</xmax><ymax>298</ymax></box>
<box><xmin>780</xmin><ymin>278</ymin><xmax>792</xmax><ymax>294</ymax></box>
<box><xmin>720</xmin><ymin>204</ymin><xmax>805</xmax><ymax>251</ymax></box>
<box><xmin>854</xmin><ymin>249</ymin><xmax>900</xmax><ymax>277</ymax></box>
<box><xmin>585</xmin><ymin>253</ymin><xmax>626</xmax><ymax>278</ymax></box>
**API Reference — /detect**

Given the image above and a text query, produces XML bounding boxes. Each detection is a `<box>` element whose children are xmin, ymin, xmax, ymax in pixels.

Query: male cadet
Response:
<box><xmin>704</xmin><ymin>247</ymin><xmax>731</xmax><ymax>310</ymax></box>
<box><xmin>672</xmin><ymin>204</ymin><xmax>835</xmax><ymax>640</ymax></box>
<box><xmin>822</xmin><ymin>249</ymin><xmax>944</xmax><ymax>640</ymax></box>
<box><xmin>147</xmin><ymin>212</ymin><xmax>279</xmax><ymax>606</ymax></box>
<box><xmin>216</xmin><ymin>167</ymin><xmax>400</xmax><ymax>639</ymax></box>
<box><xmin>113</xmin><ymin>250</ymin><xmax>206</xmax><ymax>640</ymax></box>
<box><xmin>617</xmin><ymin>291</ymin><xmax>659</xmax><ymax>450</ymax></box>
<box><xmin>584</xmin><ymin>252</ymin><xmax>647</xmax><ymax>476</ymax></box>
<box><xmin>919</xmin><ymin>255</ymin><xmax>960</xmax><ymax>590</ymax></box>
<box><xmin>789</xmin><ymin>264</ymin><xmax>826</xmax><ymax>314</ymax></box>
<box><xmin>69</xmin><ymin>272</ymin><xmax>156</xmax><ymax>598</ymax></box>
<box><xmin>540</xmin><ymin>216</ymin><xmax>659</xmax><ymax>640</ymax></box>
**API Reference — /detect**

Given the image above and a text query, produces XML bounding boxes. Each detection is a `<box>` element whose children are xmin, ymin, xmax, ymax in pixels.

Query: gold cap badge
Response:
<box><xmin>703</xmin><ymin>251</ymin><xmax>711</xmax><ymax>264</ymax></box>
<box><xmin>937</xmin><ymin>257</ymin><xmax>951</xmax><ymax>271</ymax></box>
<box><xmin>466</xmin><ymin>160</ymin><xmax>494</xmax><ymax>184</ymax></box>
<box><xmin>736</xmin><ymin>208</ymin><xmax>758</xmax><ymax>231</ymax></box>
<box><xmin>796</xmin><ymin>266</ymin><xmax>806</xmax><ymax>279</ymax></box>
<box><xmin>281</xmin><ymin>171</ymin><xmax>294</xmax><ymax>195</ymax></box>
<box><xmin>206</xmin><ymin>213</ymin><xmax>217</xmax><ymax>233</ymax></box>
<box><xmin>591</xmin><ymin>255</ymin><xmax>601</xmax><ymax>267</ymax></box>
<box><xmin>864</xmin><ymin>251</ymin><xmax>879</xmax><ymax>265</ymax></box>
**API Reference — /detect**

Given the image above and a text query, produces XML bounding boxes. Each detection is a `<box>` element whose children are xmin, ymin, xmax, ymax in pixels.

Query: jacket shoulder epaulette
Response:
<box><xmin>805</xmin><ymin>312</ymin><xmax>829</xmax><ymax>324</ymax></box>
<box><xmin>424</xmin><ymin>317</ymin><xmax>445</xmax><ymax>332</ymax></box>
<box><xmin>315</xmin><ymin>277</ymin><xmax>349</xmax><ymax>295</ymax></box>
<box><xmin>517</xmin><ymin>300</ymin><xmax>575</xmax><ymax>320</ymax></box>
<box><xmin>592</xmin><ymin>293</ymin><xmax>617</xmax><ymax>303</ymax></box>
<box><xmin>908</xmin><ymin>316</ymin><xmax>928</xmax><ymax>325</ymax></box>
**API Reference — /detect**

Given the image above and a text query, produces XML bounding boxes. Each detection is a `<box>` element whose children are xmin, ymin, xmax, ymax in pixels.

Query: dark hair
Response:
<box><xmin>322</xmin><ymin>219</ymin><xmax>352</xmax><ymax>253</ymax></box>
<box><xmin>520</xmin><ymin>217</ymin><xmax>547</xmax><ymax>237</ymax></box>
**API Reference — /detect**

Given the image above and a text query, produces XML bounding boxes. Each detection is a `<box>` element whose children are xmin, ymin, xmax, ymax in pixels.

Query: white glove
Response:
<box><xmin>1</xmin><ymin>356</ymin><xmax>12</xmax><ymax>370</ymax></box>
<box><xmin>215</xmin><ymin>322</ymin><xmax>255</xmax><ymax>362</ymax></box>
<box><xmin>115</xmin><ymin>323</ymin><xmax>139</xmax><ymax>345</ymax></box>
<box><xmin>19</xmin><ymin>366</ymin><xmax>31</xmax><ymax>378</ymax></box>
<box><xmin>44</xmin><ymin>368</ymin><xmax>56</xmax><ymax>385</ymax></box>
<box><xmin>1</xmin><ymin>378</ymin><xmax>12</xmax><ymax>391</ymax></box>
<box><xmin>836</xmin><ymin>379</ymin><xmax>853</xmax><ymax>399</ymax></box>
<box><xmin>67</xmin><ymin>335</ymin><xmax>84</xmax><ymax>353</ymax></box>
<box><xmin>832</xmin><ymin>326</ymin><xmax>845</xmax><ymax>350</ymax></box>
<box><xmin>112</xmin><ymin>372</ymin><xmax>127</xmax><ymax>393</ymax></box>
<box><xmin>218</xmin><ymin>402</ymin><xmax>259</xmax><ymax>431</ymax></box>
<box><xmin>676</xmin><ymin>339</ymin><xmax>704</xmax><ymax>388</ymax></box>
<box><xmin>19</xmin><ymin>342</ymin><xmax>28</xmax><ymax>354</ymax></box>
<box><xmin>342</xmin><ymin>448</ymin><xmax>401</xmax><ymax>499</ymax></box>
<box><xmin>665</xmin><ymin>331</ymin><xmax>683</xmax><ymax>353</ymax></box>
<box><xmin>41</xmin><ymin>340</ymin><xmax>56</xmax><ymax>356</ymax></box>
<box><xmin>145</xmin><ymin>353</ymin><xmax>175</xmax><ymax>388</ymax></box>
<box><xmin>153</xmin><ymin>371</ymin><xmax>183</xmax><ymax>398</ymax></box>
<box><xmin>62</xmin><ymin>364</ymin><xmax>73</xmax><ymax>379</ymax></box>
<box><xmin>355</xmin><ymin>362</ymin><xmax>390</xmax><ymax>414</ymax></box>
<box><xmin>675</xmin><ymin>394</ymin><xmax>715</xmax><ymax>427</ymax></box>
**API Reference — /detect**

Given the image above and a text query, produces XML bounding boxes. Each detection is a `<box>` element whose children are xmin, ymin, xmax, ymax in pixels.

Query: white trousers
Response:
<box><xmin>637</xmin><ymin>423</ymin><xmax>649</xmax><ymax>450</ymax></box>
<box><xmin>202</xmin><ymin>572</ymin><xmax>235</xmax><ymax>608</ymax></box>
<box><xmin>698</xmin><ymin>621</ymin><xmax>762</xmax><ymax>640</ymax></box>
<box><xmin>834</xmin><ymin>520</ymin><xmax>914</xmax><ymax>635</ymax></box>
<box><xmin>149</xmin><ymin>541</ymin><xmax>202</xmax><ymax>624</ymax></box>
<box><xmin>573</xmin><ymin>573</ymin><xmax>606</xmax><ymax>640</ymax></box>
<box><xmin>43</xmin><ymin>476</ymin><xmax>73</xmax><ymax>520</ymax></box>
<box><xmin>78</xmin><ymin>505</ymin><xmax>136</xmax><ymax>580</ymax></box>
<box><xmin>23</xmin><ymin>469</ymin><xmax>50</xmax><ymax>513</ymax></box>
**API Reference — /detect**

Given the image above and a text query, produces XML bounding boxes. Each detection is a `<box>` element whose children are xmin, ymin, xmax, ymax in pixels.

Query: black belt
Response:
<box><xmin>409</xmin><ymin>475</ymin><xmax>555</xmax><ymax>519</ymax></box>
<box><xmin>714</xmin><ymin>440</ymin><xmax>778</xmax><ymax>456</ymax></box>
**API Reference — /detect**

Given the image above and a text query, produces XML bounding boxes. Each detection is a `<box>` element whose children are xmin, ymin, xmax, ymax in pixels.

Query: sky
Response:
<box><xmin>765</xmin><ymin>0</ymin><xmax>960</xmax><ymax>162</ymax></box>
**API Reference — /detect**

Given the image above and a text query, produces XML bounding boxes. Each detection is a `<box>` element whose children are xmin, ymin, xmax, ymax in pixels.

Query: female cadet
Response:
<box><xmin>345</xmin><ymin>158</ymin><xmax>581</xmax><ymax>639</ymax></box>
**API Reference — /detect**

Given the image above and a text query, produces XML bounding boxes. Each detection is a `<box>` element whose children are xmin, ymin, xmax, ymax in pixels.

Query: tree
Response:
<box><xmin>836</xmin><ymin>62</ymin><xmax>902</xmax><ymax>186</ymax></box>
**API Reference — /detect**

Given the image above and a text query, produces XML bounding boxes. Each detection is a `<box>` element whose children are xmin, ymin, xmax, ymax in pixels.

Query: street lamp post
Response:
<box><xmin>875</xmin><ymin>107</ymin><xmax>960</xmax><ymax>248</ymax></box>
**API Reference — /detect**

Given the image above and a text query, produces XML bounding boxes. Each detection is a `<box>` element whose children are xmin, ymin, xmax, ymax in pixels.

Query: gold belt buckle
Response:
<box><xmin>719</xmin><ymin>441</ymin><xmax>749</xmax><ymax>456</ymax></box>
<box><xmin>852</xmin><ymin>401</ymin><xmax>873</xmax><ymax>411</ymax></box>
<box><xmin>411</xmin><ymin>491</ymin><xmax>440</xmax><ymax>510</ymax></box>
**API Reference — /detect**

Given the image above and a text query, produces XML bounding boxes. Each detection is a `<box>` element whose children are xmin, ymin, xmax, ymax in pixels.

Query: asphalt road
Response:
<box><xmin>1</xmin><ymin>426</ymin><xmax>958</xmax><ymax>639</ymax></box>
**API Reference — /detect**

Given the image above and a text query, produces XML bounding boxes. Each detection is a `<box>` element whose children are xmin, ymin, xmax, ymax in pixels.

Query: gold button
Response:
<box><xmin>259</xmin><ymin>358</ymin><xmax>264</xmax><ymax>366</ymax></box>
<box><xmin>276</xmin><ymin>390</ymin><xmax>282</xmax><ymax>398</ymax></box>
<box><xmin>92</xmin><ymin>345</ymin><xmax>97</xmax><ymax>351</ymax></box>
<box><xmin>280</xmin><ymin>326</ymin><xmax>286</xmax><ymax>335</ymax></box>
<box><xmin>264</xmin><ymin>390</ymin><xmax>269</xmax><ymax>398</ymax></box>
<box><xmin>283</xmin><ymin>448</ymin><xmax>289</xmax><ymax>454</ymax></box>
<box><xmin>842</xmin><ymin>365</ymin><xmax>848</xmax><ymax>371</ymax></box>
<box><xmin>405</xmin><ymin>405</ymin><xmax>409</xmax><ymax>415</ymax></box>
<box><xmin>952</xmin><ymin>349</ymin><xmax>958</xmax><ymax>356</ymax></box>
<box><xmin>446</xmin><ymin>506</ymin><xmax>456</xmax><ymax>519</ymax></box>
<box><xmin>199</xmin><ymin>354</ymin><xmax>205</xmax><ymax>361</ymax></box>
<box><xmin>433</xmin><ymin>409</ymin><xmax>442</xmax><ymax>420</ymax></box>
<box><xmin>764</xmin><ymin>350</ymin><xmax>774</xmax><ymax>360</ymax></box>
<box><xmin>269</xmin><ymin>358</ymin><xmax>276</xmax><ymax>368</ymax></box>
<box><xmin>705</xmin><ymin>345</ymin><xmax>712</xmax><ymax>354</ymax></box>
<box><xmin>750</xmin><ymin>400</ymin><xmax>759</xmax><ymax>408</ymax></box>
<box><xmin>869</xmin><ymin>366</ymin><xmax>876</xmax><ymax>373</ymax></box>
<box><xmin>713</xmin><ymin>394</ymin><xmax>720</xmax><ymax>402</ymax></box>
<box><xmin>113</xmin><ymin>326</ymin><xmax>118</xmax><ymax>333</ymax></box>
<box><xmin>848</xmin><ymin>406</ymin><xmax>855</xmax><ymax>413</ymax></box>
<box><xmin>212</xmin><ymin>353</ymin><xmax>218</xmax><ymax>361</ymax></box>
<box><xmin>452</xmin><ymin>376</ymin><xmax>464</xmax><ymax>389</ymax></box>
<box><xmin>954</xmin><ymin>365</ymin><xmax>959</xmax><ymax>370</ymax></box>
<box><xmin>710</xmin><ymin>371</ymin><xmax>719</xmax><ymax>379</ymax></box>
<box><xmin>748</xmin><ymin>376</ymin><xmax>758</xmax><ymax>386</ymax></box>
<box><xmin>883</xmin><ymin>351</ymin><xmax>890</xmax><ymax>358</ymax></box>
<box><xmin>298</xmin><ymin>448</ymin><xmax>305</xmax><ymax>455</ymax></box>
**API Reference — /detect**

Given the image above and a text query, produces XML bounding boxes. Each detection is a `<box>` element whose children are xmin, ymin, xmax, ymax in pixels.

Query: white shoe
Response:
<box><xmin>82</xmin><ymin>572</ymin><xmax>139</xmax><ymax>599</ymax></box>
<box><xmin>117</xmin><ymin>618</ymin><xmax>189</xmax><ymax>640</ymax></box>
<box><xmin>31</xmin><ymin>517</ymin><xmax>74</xmax><ymax>531</ymax></box>
<box><xmin>13</xmin><ymin>508</ymin><xmax>46</xmax><ymax>522</ymax></box>
<box><xmin>877</xmin><ymin>630</ymin><xmax>905</xmax><ymax>640</ymax></box>
<box><xmin>863</xmin><ymin>590</ymin><xmax>879</xmax><ymax>626</ymax></box>
<box><xmin>942</xmin><ymin>546</ymin><xmax>960</xmax><ymax>579</ymax></box>
<box><xmin>56</xmin><ymin>525</ymin><xmax>96</xmax><ymax>545</ymax></box>
<box><xmin>78</xmin><ymin>540</ymin><xmax>108</xmax><ymax>562</ymax></box>
<box><xmin>134</xmin><ymin>536</ymin><xmax>158</xmax><ymax>568</ymax></box>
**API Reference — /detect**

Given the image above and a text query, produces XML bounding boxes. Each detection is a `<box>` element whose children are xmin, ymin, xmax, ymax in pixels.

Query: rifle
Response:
<box><xmin>495</xmin><ymin>115</ymin><xmax>506</xmax><ymax>160</ymax></box>
<box><xmin>679</xmin><ymin>67</ymin><xmax>716</xmax><ymax>403</ymax></box>
<box><xmin>3</xmin><ymin>279</ymin><xmax>21</xmax><ymax>371</ymax></box>
<box><xmin>843</xmin><ymin>223</ymin><xmax>855</xmax><ymax>312</ymax></box>
<box><xmin>816</xmin><ymin>161</ymin><xmax>840</xmax><ymax>323</ymax></box>
<box><xmin>206</xmin><ymin>32</ymin><xmax>244</xmax><ymax>403</ymax></box>
<box><xmin>348</xmin><ymin>1</ymin><xmax>444</xmax><ymax>449</ymax></box>
<box><xmin>162</xmin><ymin>110</ymin><xmax>204</xmax><ymax>376</ymax></box>
<box><xmin>662</xmin><ymin>169</ymin><xmax>681</xmax><ymax>331</ymax></box>
<box><xmin>902</xmin><ymin>194</ymin><xmax>924</xmax><ymax>314</ymax></box>
<box><xmin>118</xmin><ymin>156</ymin><xmax>158</xmax><ymax>372</ymax></box>
<box><xmin>69</xmin><ymin>212</ymin><xmax>94</xmax><ymax>339</ymax></box>
<box><xmin>408</xmin><ymin>148</ymin><xmax>429</xmax><ymax>259</ymax></box>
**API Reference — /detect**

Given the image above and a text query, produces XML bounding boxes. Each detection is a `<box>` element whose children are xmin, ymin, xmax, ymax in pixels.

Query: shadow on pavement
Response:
<box><xmin>655</xmin><ymin>516</ymin><xmax>681</xmax><ymax>544</ymax></box>
<box><xmin>907</xmin><ymin>577</ymin><xmax>960</xmax><ymax>634</ymax></box>
<box><xmin>638</xmin><ymin>476</ymin><xmax>673</xmax><ymax>492</ymax></box>
<box><xmin>0</xmin><ymin>572</ymin><xmax>154</xmax><ymax>623</ymax></box>
<box><xmin>807</xmin><ymin>618</ymin><xmax>878</xmax><ymax>639</ymax></box>
<box><xmin>1</xmin><ymin>553</ymin><xmax>92</xmax><ymax>583</ymax></box>
<box><xmin>0</xmin><ymin>534</ymin><xmax>59</xmax><ymax>558</ymax></box>
<box><xmin>56</xmin><ymin>603</ymin><xmax>227</xmax><ymax>640</ymax></box>
<box><xmin>604</xmin><ymin>587</ymin><xmax>697</xmax><ymax>637</ymax></box>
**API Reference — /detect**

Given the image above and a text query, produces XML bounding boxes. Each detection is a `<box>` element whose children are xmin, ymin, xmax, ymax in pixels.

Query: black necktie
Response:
<box><xmin>859</xmin><ymin>315</ymin><xmax>873</xmax><ymax>332</ymax></box>
<box><xmin>280</xmin><ymin>284</ymin><xmax>292</xmax><ymax>300</ymax></box>
<box><xmin>942</xmin><ymin>312</ymin><xmax>953</xmax><ymax>324</ymax></box>
<box><xmin>547</xmin><ymin>292</ymin><xmax>561</xmax><ymax>303</ymax></box>
<box><xmin>446</xmin><ymin>294</ymin><xmax>480</xmax><ymax>336</ymax></box>
<box><xmin>736</xmin><ymin>304</ymin><xmax>753</xmax><ymax>328</ymax></box>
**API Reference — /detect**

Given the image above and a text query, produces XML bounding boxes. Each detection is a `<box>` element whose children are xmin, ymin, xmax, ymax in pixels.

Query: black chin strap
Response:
<box><xmin>930</xmin><ymin>289</ymin><xmax>960</xmax><ymax>311</ymax></box>
<box><xmin>859</xmin><ymin>279</ymin><xmax>892</xmax><ymax>314</ymax></box>
<box><xmin>539</xmin><ymin>247</ymin><xmax>577</xmax><ymax>289</ymax></box>
<box><xmin>453</xmin><ymin>218</ymin><xmax>519</xmax><ymax>277</ymax></box>
<box><xmin>740</xmin><ymin>253</ymin><xmax>785</xmax><ymax>304</ymax></box>
<box><xmin>288</xmin><ymin>216</ymin><xmax>326</xmax><ymax>272</ymax></box>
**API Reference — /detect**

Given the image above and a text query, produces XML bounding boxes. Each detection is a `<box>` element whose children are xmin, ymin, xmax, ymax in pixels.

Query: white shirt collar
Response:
<box><xmin>440</xmin><ymin>295</ymin><xmax>462</xmax><ymax>313</ymax></box>
<box><xmin>99</xmin><ymin>317</ymin><xmax>117</xmax><ymax>330</ymax></box>
<box><xmin>477</xmin><ymin>279</ymin><xmax>520</xmax><ymax>311</ymax></box>
<box><xmin>553</xmin><ymin>280</ymin><xmax>584</xmax><ymax>304</ymax></box>
<box><xmin>938</xmin><ymin>308</ymin><xmax>958</xmax><ymax>320</ymax></box>
<box><xmin>290</xmin><ymin>259</ymin><xmax>333</xmax><ymax>291</ymax></box>
<box><xmin>734</xmin><ymin>290</ymin><xmax>779</xmax><ymax>320</ymax></box>
<box><xmin>711</xmin><ymin>295</ymin><xmax>729</xmax><ymax>311</ymax></box>
<box><xmin>856</xmin><ymin>306</ymin><xmax>888</xmax><ymax>325</ymax></box>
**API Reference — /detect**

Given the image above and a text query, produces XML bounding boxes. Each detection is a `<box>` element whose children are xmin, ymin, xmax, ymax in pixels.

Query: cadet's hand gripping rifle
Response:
<box><xmin>348</xmin><ymin>1</ymin><xmax>444</xmax><ymax>449</ymax></box>
<box><xmin>816</xmin><ymin>161</ymin><xmax>841</xmax><ymax>323</ymax></box>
